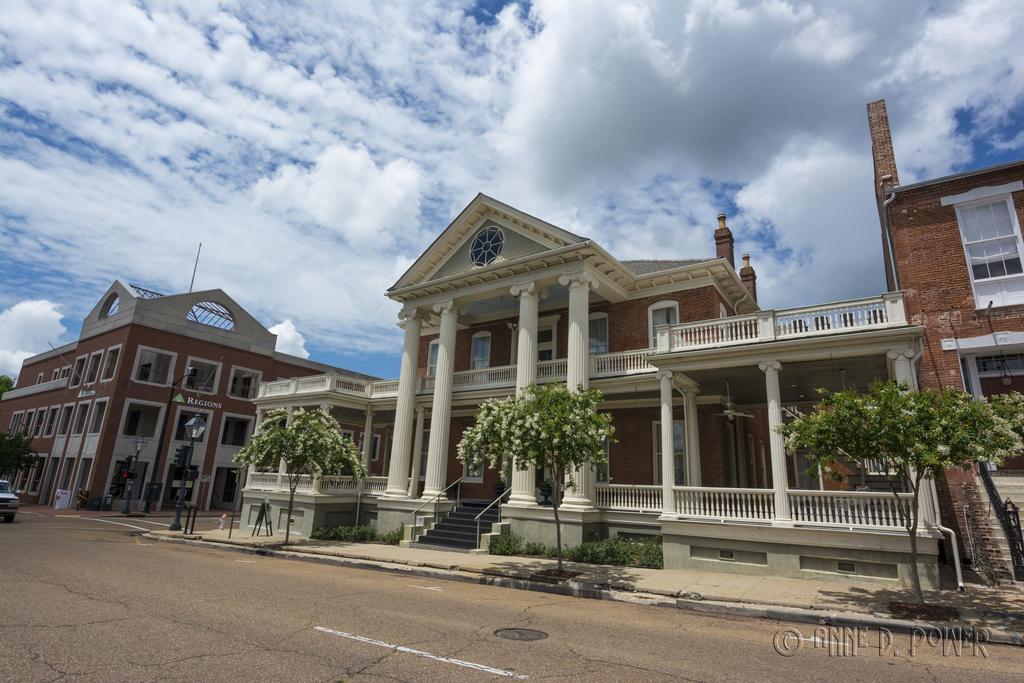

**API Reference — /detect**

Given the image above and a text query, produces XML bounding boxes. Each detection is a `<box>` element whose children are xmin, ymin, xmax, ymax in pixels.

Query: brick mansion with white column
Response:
<box><xmin>246</xmin><ymin>193</ymin><xmax>941</xmax><ymax>588</ymax></box>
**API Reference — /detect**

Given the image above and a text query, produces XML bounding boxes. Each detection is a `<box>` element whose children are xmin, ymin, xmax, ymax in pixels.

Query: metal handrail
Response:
<box><xmin>978</xmin><ymin>465</ymin><xmax>1024</xmax><ymax>580</ymax></box>
<box><xmin>476</xmin><ymin>486</ymin><xmax>512</xmax><ymax>549</ymax></box>
<box><xmin>410</xmin><ymin>476</ymin><xmax>464</xmax><ymax>528</ymax></box>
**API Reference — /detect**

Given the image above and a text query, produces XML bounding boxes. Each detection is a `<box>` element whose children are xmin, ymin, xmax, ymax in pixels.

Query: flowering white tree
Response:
<box><xmin>458</xmin><ymin>384</ymin><xmax>614</xmax><ymax>570</ymax></box>
<box><xmin>235</xmin><ymin>408</ymin><xmax>365</xmax><ymax>543</ymax></box>
<box><xmin>780</xmin><ymin>382</ymin><xmax>1021</xmax><ymax>608</ymax></box>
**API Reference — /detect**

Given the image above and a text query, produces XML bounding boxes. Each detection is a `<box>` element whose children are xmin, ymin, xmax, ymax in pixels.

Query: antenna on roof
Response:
<box><xmin>189</xmin><ymin>242</ymin><xmax>202</xmax><ymax>293</ymax></box>
<box><xmin>47</xmin><ymin>342</ymin><xmax>74</xmax><ymax>367</ymax></box>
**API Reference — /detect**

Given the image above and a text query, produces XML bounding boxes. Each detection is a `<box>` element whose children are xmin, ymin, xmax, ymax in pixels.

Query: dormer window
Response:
<box><xmin>469</xmin><ymin>226</ymin><xmax>504</xmax><ymax>267</ymax></box>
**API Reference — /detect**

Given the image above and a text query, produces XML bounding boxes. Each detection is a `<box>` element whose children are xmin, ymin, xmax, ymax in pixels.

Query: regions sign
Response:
<box><xmin>173</xmin><ymin>392</ymin><xmax>223</xmax><ymax>411</ymax></box>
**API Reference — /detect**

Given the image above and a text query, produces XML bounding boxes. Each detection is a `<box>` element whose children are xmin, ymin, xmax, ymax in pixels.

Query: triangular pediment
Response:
<box><xmin>389</xmin><ymin>194</ymin><xmax>587</xmax><ymax>292</ymax></box>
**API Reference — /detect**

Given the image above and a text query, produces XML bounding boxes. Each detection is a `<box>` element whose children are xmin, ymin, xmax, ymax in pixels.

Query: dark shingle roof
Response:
<box><xmin>620</xmin><ymin>259</ymin><xmax>711</xmax><ymax>275</ymax></box>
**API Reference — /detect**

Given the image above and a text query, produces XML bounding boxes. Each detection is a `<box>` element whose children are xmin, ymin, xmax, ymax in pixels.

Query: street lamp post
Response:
<box><xmin>121</xmin><ymin>436</ymin><xmax>146</xmax><ymax>515</ymax></box>
<box><xmin>143</xmin><ymin>366</ymin><xmax>195</xmax><ymax>514</ymax></box>
<box><xmin>169</xmin><ymin>415</ymin><xmax>205</xmax><ymax>532</ymax></box>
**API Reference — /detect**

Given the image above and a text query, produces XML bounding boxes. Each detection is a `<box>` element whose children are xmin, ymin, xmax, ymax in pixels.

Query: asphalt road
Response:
<box><xmin>1</xmin><ymin>512</ymin><xmax>1021</xmax><ymax>682</ymax></box>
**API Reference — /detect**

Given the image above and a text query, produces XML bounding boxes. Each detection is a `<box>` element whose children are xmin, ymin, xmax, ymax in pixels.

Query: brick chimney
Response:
<box><xmin>867</xmin><ymin>99</ymin><xmax>900</xmax><ymax>205</ymax></box>
<box><xmin>739</xmin><ymin>253</ymin><xmax>757</xmax><ymax>302</ymax></box>
<box><xmin>867</xmin><ymin>99</ymin><xmax>901</xmax><ymax>291</ymax></box>
<box><xmin>714</xmin><ymin>213</ymin><xmax>735</xmax><ymax>268</ymax></box>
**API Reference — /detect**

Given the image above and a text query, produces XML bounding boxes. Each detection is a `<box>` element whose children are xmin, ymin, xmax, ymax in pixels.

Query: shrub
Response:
<box><xmin>489</xmin><ymin>533</ymin><xmax>523</xmax><ymax>555</ymax></box>
<box><xmin>311</xmin><ymin>524</ymin><xmax>404</xmax><ymax>545</ymax></box>
<box><xmin>564</xmin><ymin>537</ymin><xmax>662</xmax><ymax>569</ymax></box>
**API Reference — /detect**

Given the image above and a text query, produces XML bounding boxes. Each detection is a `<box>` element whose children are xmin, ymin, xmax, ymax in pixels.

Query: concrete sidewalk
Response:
<box><xmin>148</xmin><ymin>528</ymin><xmax>1024</xmax><ymax>644</ymax></box>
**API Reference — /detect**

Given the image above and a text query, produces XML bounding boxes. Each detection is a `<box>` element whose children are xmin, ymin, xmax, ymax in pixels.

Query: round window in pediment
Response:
<box><xmin>470</xmin><ymin>226</ymin><xmax>504</xmax><ymax>267</ymax></box>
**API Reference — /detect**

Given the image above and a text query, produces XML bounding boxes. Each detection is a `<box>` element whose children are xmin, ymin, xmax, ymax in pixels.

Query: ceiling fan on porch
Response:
<box><xmin>715</xmin><ymin>381</ymin><xmax>754</xmax><ymax>421</ymax></box>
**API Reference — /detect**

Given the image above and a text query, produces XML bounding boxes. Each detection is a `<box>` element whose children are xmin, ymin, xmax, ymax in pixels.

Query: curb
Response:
<box><xmin>144</xmin><ymin>533</ymin><xmax>1023</xmax><ymax>647</ymax></box>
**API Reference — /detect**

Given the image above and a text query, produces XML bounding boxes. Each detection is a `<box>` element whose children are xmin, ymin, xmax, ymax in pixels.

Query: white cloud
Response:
<box><xmin>268</xmin><ymin>320</ymin><xmax>310</xmax><ymax>359</ymax></box>
<box><xmin>0</xmin><ymin>300</ymin><xmax>66</xmax><ymax>380</ymax></box>
<box><xmin>1</xmin><ymin>0</ymin><xmax>1023</xmax><ymax>373</ymax></box>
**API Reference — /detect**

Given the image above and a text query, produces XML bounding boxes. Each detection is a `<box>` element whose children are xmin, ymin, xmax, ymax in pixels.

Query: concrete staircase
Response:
<box><xmin>412</xmin><ymin>500</ymin><xmax>500</xmax><ymax>551</ymax></box>
<box><xmin>985</xmin><ymin>472</ymin><xmax>1024</xmax><ymax>582</ymax></box>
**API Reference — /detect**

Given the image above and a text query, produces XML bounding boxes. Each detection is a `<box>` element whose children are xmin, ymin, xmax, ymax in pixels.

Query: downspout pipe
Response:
<box><xmin>882</xmin><ymin>187</ymin><xmax>900</xmax><ymax>290</ymax></box>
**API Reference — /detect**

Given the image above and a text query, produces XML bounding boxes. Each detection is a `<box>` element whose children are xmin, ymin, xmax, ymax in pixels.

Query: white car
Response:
<box><xmin>0</xmin><ymin>480</ymin><xmax>19</xmax><ymax>522</ymax></box>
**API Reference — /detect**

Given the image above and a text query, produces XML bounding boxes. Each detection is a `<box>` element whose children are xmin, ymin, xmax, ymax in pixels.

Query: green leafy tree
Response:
<box><xmin>0</xmin><ymin>375</ymin><xmax>14</xmax><ymax>399</ymax></box>
<box><xmin>0</xmin><ymin>430</ymin><xmax>36</xmax><ymax>481</ymax></box>
<box><xmin>780</xmin><ymin>382</ymin><xmax>1020</xmax><ymax>607</ymax></box>
<box><xmin>458</xmin><ymin>384</ymin><xmax>614</xmax><ymax>570</ymax></box>
<box><xmin>988</xmin><ymin>391</ymin><xmax>1024</xmax><ymax>446</ymax></box>
<box><xmin>234</xmin><ymin>408</ymin><xmax>365</xmax><ymax>543</ymax></box>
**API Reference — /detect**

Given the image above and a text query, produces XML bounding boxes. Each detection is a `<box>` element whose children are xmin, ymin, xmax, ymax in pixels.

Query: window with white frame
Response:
<box><xmin>32</xmin><ymin>408</ymin><xmax>45</xmax><ymax>437</ymax></box>
<box><xmin>70</xmin><ymin>356</ymin><xmax>87</xmax><ymax>387</ymax></box>
<box><xmin>134</xmin><ymin>348</ymin><xmax>174</xmax><ymax>385</ymax></box>
<box><xmin>228</xmin><ymin>367</ymin><xmax>261</xmax><ymax>399</ymax></box>
<box><xmin>955</xmin><ymin>195</ymin><xmax>1024</xmax><ymax>307</ymax></box>
<box><xmin>426</xmin><ymin>339</ymin><xmax>440</xmax><ymax>376</ymax></box>
<box><xmin>9</xmin><ymin>412</ymin><xmax>24</xmax><ymax>434</ymax></box>
<box><xmin>537</xmin><ymin>323</ymin><xmax>556</xmax><ymax>361</ymax></box>
<box><xmin>652</xmin><ymin>420</ymin><xmax>686</xmax><ymax>486</ymax></box>
<box><xmin>470</xmin><ymin>331</ymin><xmax>491</xmax><ymax>369</ymax></box>
<box><xmin>36</xmin><ymin>372</ymin><xmax>44</xmax><ymax>384</ymax></box>
<box><xmin>648</xmin><ymin>301</ymin><xmax>679</xmax><ymax>347</ymax></box>
<box><xmin>57</xmin><ymin>405</ymin><xmax>73</xmax><ymax>436</ymax></box>
<box><xmin>84</xmin><ymin>351</ymin><xmax>103</xmax><ymax>384</ymax></box>
<box><xmin>185</xmin><ymin>358</ymin><xmax>220</xmax><ymax>393</ymax></box>
<box><xmin>59</xmin><ymin>366</ymin><xmax>70</xmax><ymax>380</ymax></box>
<box><xmin>123</xmin><ymin>403</ymin><xmax>161</xmax><ymax>438</ymax></box>
<box><xmin>589</xmin><ymin>313</ymin><xmax>609</xmax><ymax>354</ymax></box>
<box><xmin>221</xmin><ymin>416</ymin><xmax>251</xmax><ymax>447</ymax></box>
<box><xmin>51</xmin><ymin>368</ymin><xmax>59</xmax><ymax>381</ymax></box>
<box><xmin>101</xmin><ymin>347</ymin><xmax>120</xmax><ymax>381</ymax></box>
<box><xmin>88</xmin><ymin>401</ymin><xmax>107</xmax><ymax>434</ymax></box>
<box><xmin>72</xmin><ymin>404</ymin><xmax>90</xmax><ymax>435</ymax></box>
<box><xmin>44</xmin><ymin>406</ymin><xmax>59</xmax><ymax>437</ymax></box>
<box><xmin>174</xmin><ymin>410</ymin><xmax>211</xmax><ymax>442</ymax></box>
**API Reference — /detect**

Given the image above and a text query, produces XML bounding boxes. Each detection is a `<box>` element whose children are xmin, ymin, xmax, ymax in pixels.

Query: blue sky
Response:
<box><xmin>1</xmin><ymin>0</ymin><xmax>1023</xmax><ymax>381</ymax></box>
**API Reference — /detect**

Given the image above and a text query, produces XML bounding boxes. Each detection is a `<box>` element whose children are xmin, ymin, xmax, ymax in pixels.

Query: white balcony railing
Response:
<box><xmin>246</xmin><ymin>473</ymin><xmax>390</xmax><ymax>497</ymax></box>
<box><xmin>1</xmin><ymin>376</ymin><xmax>69</xmax><ymax>401</ymax></box>
<box><xmin>656</xmin><ymin>292</ymin><xmax>907</xmax><ymax>354</ymax></box>
<box><xmin>674</xmin><ymin>486</ymin><xmax>775</xmax><ymax>522</ymax></box>
<box><xmin>594</xmin><ymin>484</ymin><xmax>663</xmax><ymax>512</ymax></box>
<box><xmin>788</xmin><ymin>489</ymin><xmax>911</xmax><ymax>529</ymax></box>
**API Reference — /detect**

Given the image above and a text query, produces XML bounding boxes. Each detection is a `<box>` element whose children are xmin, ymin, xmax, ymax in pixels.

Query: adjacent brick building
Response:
<box><xmin>868</xmin><ymin>99</ymin><xmax>1024</xmax><ymax>553</ymax></box>
<box><xmin>0</xmin><ymin>280</ymin><xmax>375</xmax><ymax>511</ymax></box>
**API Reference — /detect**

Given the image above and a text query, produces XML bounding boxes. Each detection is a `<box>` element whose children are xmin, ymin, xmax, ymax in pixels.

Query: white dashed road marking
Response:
<box><xmin>83</xmin><ymin>518</ymin><xmax>151</xmax><ymax>531</ymax></box>
<box><xmin>314</xmin><ymin>626</ymin><xmax>527</xmax><ymax>679</ymax></box>
<box><xmin>410</xmin><ymin>585</ymin><xmax>444</xmax><ymax>591</ymax></box>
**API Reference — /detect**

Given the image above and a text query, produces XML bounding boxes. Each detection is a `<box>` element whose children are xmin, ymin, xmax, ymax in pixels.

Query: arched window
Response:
<box><xmin>187</xmin><ymin>301</ymin><xmax>235</xmax><ymax>330</ymax></box>
<box><xmin>648</xmin><ymin>300</ymin><xmax>679</xmax><ymax>348</ymax></box>
<box><xmin>100</xmin><ymin>293</ymin><xmax>120</xmax><ymax>318</ymax></box>
<box><xmin>470</xmin><ymin>331</ymin><xmax>491</xmax><ymax>369</ymax></box>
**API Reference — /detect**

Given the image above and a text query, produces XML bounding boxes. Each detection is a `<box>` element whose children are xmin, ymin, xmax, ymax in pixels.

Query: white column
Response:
<box><xmin>384</xmin><ymin>309</ymin><xmax>421</xmax><ymax>497</ymax></box>
<box><xmin>963</xmin><ymin>354</ymin><xmax>983</xmax><ymax>396</ymax></box>
<box><xmin>422</xmin><ymin>301</ymin><xmax>458</xmax><ymax>499</ymax></box>
<box><xmin>361</xmin><ymin>408</ymin><xmax>374</xmax><ymax>469</ymax></box>
<box><xmin>683</xmin><ymin>388</ymin><xmax>701</xmax><ymax>486</ymax></box>
<box><xmin>889</xmin><ymin>348</ymin><xmax>937</xmax><ymax>527</ymax></box>
<box><xmin>407</xmin><ymin>407</ymin><xmax>426</xmax><ymax>498</ymax></box>
<box><xmin>560</xmin><ymin>273</ymin><xmax>597</xmax><ymax>509</ymax></box>
<box><xmin>508</xmin><ymin>283</ymin><xmax>540</xmax><ymax>507</ymax></box>
<box><xmin>760</xmin><ymin>361</ymin><xmax>791</xmax><ymax>521</ymax></box>
<box><xmin>658</xmin><ymin>371</ymin><xmax>676</xmax><ymax>516</ymax></box>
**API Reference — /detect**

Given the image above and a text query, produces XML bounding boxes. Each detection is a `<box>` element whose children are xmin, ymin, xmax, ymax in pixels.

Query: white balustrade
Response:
<box><xmin>537</xmin><ymin>358</ymin><xmax>568</xmax><ymax>383</ymax></box>
<box><xmin>318</xmin><ymin>475</ymin><xmax>360</xmax><ymax>495</ymax></box>
<box><xmin>591</xmin><ymin>349</ymin><xmax>653</xmax><ymax>377</ymax></box>
<box><xmin>661</xmin><ymin>293</ymin><xmax>907</xmax><ymax>353</ymax></box>
<box><xmin>370</xmin><ymin>380</ymin><xmax>400</xmax><ymax>396</ymax></box>
<box><xmin>362</xmin><ymin>476</ymin><xmax>389</xmax><ymax>496</ymax></box>
<box><xmin>451</xmin><ymin>364</ymin><xmax>517</xmax><ymax>390</ymax></box>
<box><xmin>788</xmin><ymin>490</ymin><xmax>912</xmax><ymax>529</ymax></box>
<box><xmin>245</xmin><ymin>472</ymin><xmax>281</xmax><ymax>490</ymax></box>
<box><xmin>334</xmin><ymin>377</ymin><xmax>369</xmax><ymax>394</ymax></box>
<box><xmin>594</xmin><ymin>484</ymin><xmax>663</xmax><ymax>512</ymax></box>
<box><xmin>674</xmin><ymin>486</ymin><xmax>775</xmax><ymax>521</ymax></box>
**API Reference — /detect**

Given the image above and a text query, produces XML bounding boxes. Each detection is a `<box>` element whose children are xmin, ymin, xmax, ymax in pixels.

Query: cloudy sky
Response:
<box><xmin>2</xmin><ymin>0</ymin><xmax>1023</xmax><ymax>381</ymax></box>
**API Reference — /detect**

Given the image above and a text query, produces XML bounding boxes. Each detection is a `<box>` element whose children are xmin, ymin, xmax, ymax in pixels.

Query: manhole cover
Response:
<box><xmin>495</xmin><ymin>628</ymin><xmax>548</xmax><ymax>641</ymax></box>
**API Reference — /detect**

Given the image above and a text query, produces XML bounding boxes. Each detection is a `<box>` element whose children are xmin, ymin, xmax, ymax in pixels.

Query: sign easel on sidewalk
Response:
<box><xmin>251</xmin><ymin>498</ymin><xmax>273</xmax><ymax>537</ymax></box>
